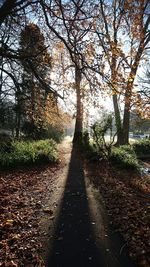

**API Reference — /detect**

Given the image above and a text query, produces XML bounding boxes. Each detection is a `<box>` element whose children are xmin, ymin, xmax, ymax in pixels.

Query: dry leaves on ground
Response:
<box><xmin>0</xmin><ymin>164</ymin><xmax>60</xmax><ymax>267</ymax></box>
<box><xmin>85</xmin><ymin>159</ymin><xmax>150</xmax><ymax>267</ymax></box>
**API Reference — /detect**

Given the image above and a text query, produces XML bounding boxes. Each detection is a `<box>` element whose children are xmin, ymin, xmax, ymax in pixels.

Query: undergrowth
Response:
<box><xmin>83</xmin><ymin>137</ymin><xmax>150</xmax><ymax>171</ymax></box>
<box><xmin>133</xmin><ymin>139</ymin><xmax>150</xmax><ymax>157</ymax></box>
<box><xmin>109</xmin><ymin>146</ymin><xmax>140</xmax><ymax>170</ymax></box>
<box><xmin>0</xmin><ymin>139</ymin><xmax>58</xmax><ymax>169</ymax></box>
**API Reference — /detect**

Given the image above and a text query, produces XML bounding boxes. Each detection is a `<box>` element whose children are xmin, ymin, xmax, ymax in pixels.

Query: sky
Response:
<box><xmin>0</xmin><ymin>0</ymin><xmax>5</xmax><ymax>7</ymax></box>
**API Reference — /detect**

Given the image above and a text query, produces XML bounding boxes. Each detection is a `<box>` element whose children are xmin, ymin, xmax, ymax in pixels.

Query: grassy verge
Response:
<box><xmin>0</xmin><ymin>139</ymin><xmax>58</xmax><ymax>169</ymax></box>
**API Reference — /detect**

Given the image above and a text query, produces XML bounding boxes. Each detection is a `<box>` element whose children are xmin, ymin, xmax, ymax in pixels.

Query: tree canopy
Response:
<box><xmin>0</xmin><ymin>0</ymin><xmax>150</xmax><ymax>143</ymax></box>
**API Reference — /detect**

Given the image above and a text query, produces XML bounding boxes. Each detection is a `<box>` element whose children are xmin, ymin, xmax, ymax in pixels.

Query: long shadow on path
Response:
<box><xmin>47</xmin><ymin>145</ymin><xmax>135</xmax><ymax>267</ymax></box>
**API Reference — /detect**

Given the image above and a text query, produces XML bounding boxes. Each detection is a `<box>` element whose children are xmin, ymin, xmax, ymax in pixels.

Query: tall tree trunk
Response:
<box><xmin>15</xmin><ymin>90</ymin><xmax>22</xmax><ymax>139</ymax></box>
<box><xmin>122</xmin><ymin>30</ymin><xmax>145</xmax><ymax>144</ymax></box>
<box><xmin>73</xmin><ymin>66</ymin><xmax>83</xmax><ymax>144</ymax></box>
<box><xmin>111</xmin><ymin>1</ymin><xmax>146</xmax><ymax>145</ymax></box>
<box><xmin>122</xmin><ymin>90</ymin><xmax>131</xmax><ymax>144</ymax></box>
<box><xmin>122</xmin><ymin>79</ymin><xmax>134</xmax><ymax>145</ymax></box>
<box><xmin>15</xmin><ymin>111</ymin><xmax>21</xmax><ymax>139</ymax></box>
<box><xmin>112</xmin><ymin>94</ymin><xmax>124</xmax><ymax>145</ymax></box>
<box><xmin>31</xmin><ymin>83</ymin><xmax>35</xmax><ymax>124</ymax></box>
<box><xmin>111</xmin><ymin>50</ymin><xmax>124</xmax><ymax>146</ymax></box>
<box><xmin>122</xmin><ymin>56</ymin><xmax>143</xmax><ymax>144</ymax></box>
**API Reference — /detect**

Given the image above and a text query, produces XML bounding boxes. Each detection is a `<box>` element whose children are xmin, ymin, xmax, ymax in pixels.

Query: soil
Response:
<box><xmin>1</xmin><ymin>138</ymin><xmax>149</xmax><ymax>266</ymax></box>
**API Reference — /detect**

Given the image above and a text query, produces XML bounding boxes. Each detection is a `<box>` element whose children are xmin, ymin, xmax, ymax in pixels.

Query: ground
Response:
<box><xmin>85</xmin><ymin>156</ymin><xmax>150</xmax><ymax>267</ymax></box>
<box><xmin>0</xmin><ymin>138</ymin><xmax>149</xmax><ymax>266</ymax></box>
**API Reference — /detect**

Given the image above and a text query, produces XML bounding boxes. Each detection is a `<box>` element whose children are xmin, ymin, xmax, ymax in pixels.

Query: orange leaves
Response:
<box><xmin>44</xmin><ymin>94</ymin><xmax>72</xmax><ymax>129</ymax></box>
<box><xmin>124</xmin><ymin>0</ymin><xmax>145</xmax><ymax>40</ymax></box>
<box><xmin>55</xmin><ymin>41</ymin><xmax>65</xmax><ymax>51</ymax></box>
<box><xmin>0</xmin><ymin>164</ymin><xmax>60</xmax><ymax>266</ymax></box>
<box><xmin>86</xmin><ymin>159</ymin><xmax>150</xmax><ymax>264</ymax></box>
<box><xmin>128</xmin><ymin>77</ymin><xmax>134</xmax><ymax>83</ymax></box>
<box><xmin>43</xmin><ymin>53</ymin><xmax>51</xmax><ymax>65</ymax></box>
<box><xmin>85</xmin><ymin>42</ymin><xmax>95</xmax><ymax>61</ymax></box>
<box><xmin>3</xmin><ymin>220</ymin><xmax>14</xmax><ymax>228</ymax></box>
<box><xmin>132</xmin><ymin>92</ymin><xmax>150</xmax><ymax>119</ymax></box>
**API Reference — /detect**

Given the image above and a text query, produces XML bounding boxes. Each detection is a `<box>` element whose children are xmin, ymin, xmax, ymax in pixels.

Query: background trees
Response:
<box><xmin>19</xmin><ymin>23</ymin><xmax>53</xmax><ymax>139</ymax></box>
<box><xmin>130</xmin><ymin>110</ymin><xmax>150</xmax><ymax>134</ymax></box>
<box><xmin>89</xmin><ymin>0</ymin><xmax>150</xmax><ymax>145</ymax></box>
<box><xmin>0</xmin><ymin>0</ymin><xmax>150</xmax><ymax>144</ymax></box>
<box><xmin>137</xmin><ymin>66</ymin><xmax>150</xmax><ymax>118</ymax></box>
<box><xmin>40</xmin><ymin>0</ymin><xmax>97</xmax><ymax>144</ymax></box>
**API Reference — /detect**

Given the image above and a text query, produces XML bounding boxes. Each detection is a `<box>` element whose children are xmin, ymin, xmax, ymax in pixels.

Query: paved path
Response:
<box><xmin>46</xmin><ymin>141</ymin><xmax>135</xmax><ymax>267</ymax></box>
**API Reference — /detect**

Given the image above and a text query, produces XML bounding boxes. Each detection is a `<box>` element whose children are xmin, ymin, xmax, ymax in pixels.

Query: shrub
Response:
<box><xmin>46</xmin><ymin>125</ymin><xmax>64</xmax><ymax>143</ymax></box>
<box><xmin>91</xmin><ymin>114</ymin><xmax>114</xmax><ymax>159</ymax></box>
<box><xmin>22</xmin><ymin>122</ymin><xmax>64</xmax><ymax>143</ymax></box>
<box><xmin>109</xmin><ymin>145</ymin><xmax>139</xmax><ymax>170</ymax></box>
<box><xmin>0</xmin><ymin>139</ymin><xmax>58</xmax><ymax>169</ymax></box>
<box><xmin>0</xmin><ymin>141</ymin><xmax>13</xmax><ymax>153</ymax></box>
<box><xmin>83</xmin><ymin>142</ymin><xmax>101</xmax><ymax>161</ymax></box>
<box><xmin>133</xmin><ymin>139</ymin><xmax>150</xmax><ymax>157</ymax></box>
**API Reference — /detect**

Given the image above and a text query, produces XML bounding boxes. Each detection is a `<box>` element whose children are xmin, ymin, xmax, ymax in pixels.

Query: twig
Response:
<box><xmin>120</xmin><ymin>242</ymin><xmax>127</xmax><ymax>255</ymax></box>
<box><xmin>0</xmin><ymin>177</ymin><xmax>6</xmax><ymax>183</ymax></box>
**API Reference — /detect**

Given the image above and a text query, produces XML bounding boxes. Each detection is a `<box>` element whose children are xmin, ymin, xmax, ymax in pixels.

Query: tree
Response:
<box><xmin>90</xmin><ymin>0</ymin><xmax>150</xmax><ymax>145</ymax></box>
<box><xmin>136</xmin><ymin>65</ymin><xmax>150</xmax><ymax>118</ymax></box>
<box><xmin>1</xmin><ymin>0</ymin><xmax>149</xmax><ymax>144</ymax></box>
<box><xmin>0</xmin><ymin>3</ymin><xmax>65</xmax><ymax>139</ymax></box>
<box><xmin>122</xmin><ymin>0</ymin><xmax>150</xmax><ymax>144</ymax></box>
<box><xmin>0</xmin><ymin>100</ymin><xmax>15</xmax><ymax>133</ymax></box>
<box><xmin>19</xmin><ymin>23</ymin><xmax>55</xmax><ymax>139</ymax></box>
<box><xmin>130</xmin><ymin>109</ymin><xmax>150</xmax><ymax>134</ymax></box>
<box><xmin>0</xmin><ymin>0</ymin><xmax>31</xmax><ymax>26</ymax></box>
<box><xmin>40</xmin><ymin>0</ymin><xmax>96</xmax><ymax>144</ymax></box>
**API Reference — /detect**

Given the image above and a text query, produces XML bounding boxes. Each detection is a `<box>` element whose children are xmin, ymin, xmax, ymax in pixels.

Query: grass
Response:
<box><xmin>0</xmin><ymin>139</ymin><xmax>58</xmax><ymax>169</ymax></box>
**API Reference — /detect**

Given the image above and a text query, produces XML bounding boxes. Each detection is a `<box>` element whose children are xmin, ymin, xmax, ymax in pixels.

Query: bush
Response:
<box><xmin>91</xmin><ymin>114</ymin><xmax>114</xmax><ymax>158</ymax></box>
<box><xmin>80</xmin><ymin>133</ymin><xmax>104</xmax><ymax>161</ymax></box>
<box><xmin>86</xmin><ymin>143</ymin><xmax>102</xmax><ymax>161</ymax></box>
<box><xmin>22</xmin><ymin>122</ymin><xmax>64</xmax><ymax>143</ymax></box>
<box><xmin>109</xmin><ymin>145</ymin><xmax>139</xmax><ymax>170</ymax></box>
<box><xmin>46</xmin><ymin>125</ymin><xmax>64</xmax><ymax>143</ymax></box>
<box><xmin>0</xmin><ymin>141</ymin><xmax>13</xmax><ymax>153</ymax></box>
<box><xmin>0</xmin><ymin>139</ymin><xmax>58</xmax><ymax>169</ymax></box>
<box><xmin>133</xmin><ymin>139</ymin><xmax>150</xmax><ymax>157</ymax></box>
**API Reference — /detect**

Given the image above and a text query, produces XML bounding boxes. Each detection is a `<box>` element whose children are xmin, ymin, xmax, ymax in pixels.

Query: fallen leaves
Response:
<box><xmin>0</xmin><ymin>164</ymin><xmax>60</xmax><ymax>267</ymax></box>
<box><xmin>3</xmin><ymin>220</ymin><xmax>14</xmax><ymax>228</ymax></box>
<box><xmin>85</xmin><ymin>159</ymin><xmax>150</xmax><ymax>267</ymax></box>
<box><xmin>43</xmin><ymin>208</ymin><xmax>53</xmax><ymax>215</ymax></box>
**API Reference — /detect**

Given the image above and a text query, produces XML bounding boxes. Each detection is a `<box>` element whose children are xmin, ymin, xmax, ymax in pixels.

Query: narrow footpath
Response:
<box><xmin>41</xmin><ymin>139</ymin><xmax>136</xmax><ymax>267</ymax></box>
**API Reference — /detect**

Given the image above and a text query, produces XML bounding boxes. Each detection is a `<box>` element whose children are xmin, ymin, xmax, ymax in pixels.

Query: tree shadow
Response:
<box><xmin>47</xmin><ymin>144</ymin><xmax>135</xmax><ymax>267</ymax></box>
<box><xmin>47</xmin><ymin>145</ymin><xmax>105</xmax><ymax>267</ymax></box>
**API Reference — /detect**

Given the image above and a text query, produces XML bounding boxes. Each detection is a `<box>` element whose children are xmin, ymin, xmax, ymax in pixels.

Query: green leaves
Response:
<box><xmin>109</xmin><ymin>145</ymin><xmax>139</xmax><ymax>170</ymax></box>
<box><xmin>0</xmin><ymin>139</ymin><xmax>58</xmax><ymax>169</ymax></box>
<box><xmin>133</xmin><ymin>140</ymin><xmax>150</xmax><ymax>157</ymax></box>
<box><xmin>91</xmin><ymin>114</ymin><xmax>113</xmax><ymax>159</ymax></box>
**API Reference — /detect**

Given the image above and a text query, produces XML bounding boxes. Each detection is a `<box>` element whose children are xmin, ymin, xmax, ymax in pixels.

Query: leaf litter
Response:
<box><xmin>85</xmin><ymin>159</ymin><xmax>150</xmax><ymax>267</ymax></box>
<box><xmin>0</xmin><ymin>164</ymin><xmax>60</xmax><ymax>267</ymax></box>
